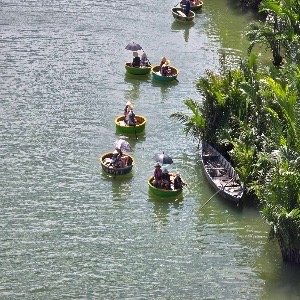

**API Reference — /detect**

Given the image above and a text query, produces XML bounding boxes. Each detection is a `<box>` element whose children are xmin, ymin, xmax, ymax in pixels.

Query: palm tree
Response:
<box><xmin>246</xmin><ymin>0</ymin><xmax>300</xmax><ymax>66</ymax></box>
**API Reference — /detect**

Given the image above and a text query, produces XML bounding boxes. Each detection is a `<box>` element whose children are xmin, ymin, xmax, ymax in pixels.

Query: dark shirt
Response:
<box><xmin>174</xmin><ymin>176</ymin><xmax>183</xmax><ymax>189</ymax></box>
<box><xmin>132</xmin><ymin>56</ymin><xmax>141</xmax><ymax>67</ymax></box>
<box><xmin>162</xmin><ymin>172</ymin><xmax>170</xmax><ymax>182</ymax></box>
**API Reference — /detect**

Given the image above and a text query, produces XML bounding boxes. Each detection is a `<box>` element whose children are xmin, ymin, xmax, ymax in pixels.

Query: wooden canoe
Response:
<box><xmin>125</xmin><ymin>62</ymin><xmax>151</xmax><ymax>75</ymax></box>
<box><xmin>201</xmin><ymin>141</ymin><xmax>244</xmax><ymax>205</ymax></box>
<box><xmin>151</xmin><ymin>65</ymin><xmax>179</xmax><ymax>82</ymax></box>
<box><xmin>172</xmin><ymin>7</ymin><xmax>195</xmax><ymax>23</ymax></box>
<box><xmin>148</xmin><ymin>174</ymin><xmax>183</xmax><ymax>197</ymax></box>
<box><xmin>177</xmin><ymin>0</ymin><xmax>203</xmax><ymax>11</ymax></box>
<box><xmin>115</xmin><ymin>115</ymin><xmax>146</xmax><ymax>134</ymax></box>
<box><xmin>100</xmin><ymin>152</ymin><xmax>134</xmax><ymax>176</ymax></box>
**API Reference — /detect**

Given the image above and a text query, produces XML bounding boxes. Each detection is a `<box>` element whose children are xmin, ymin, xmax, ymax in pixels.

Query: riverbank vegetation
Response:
<box><xmin>172</xmin><ymin>0</ymin><xmax>300</xmax><ymax>263</ymax></box>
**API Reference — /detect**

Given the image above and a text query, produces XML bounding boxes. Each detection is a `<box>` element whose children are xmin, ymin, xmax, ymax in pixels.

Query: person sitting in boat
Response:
<box><xmin>161</xmin><ymin>60</ymin><xmax>171</xmax><ymax>76</ymax></box>
<box><xmin>128</xmin><ymin>108</ymin><xmax>136</xmax><ymax>126</ymax></box>
<box><xmin>161</xmin><ymin>168</ymin><xmax>171</xmax><ymax>190</ymax></box>
<box><xmin>132</xmin><ymin>51</ymin><xmax>141</xmax><ymax>67</ymax></box>
<box><xmin>110</xmin><ymin>150</ymin><xmax>121</xmax><ymax>167</ymax></box>
<box><xmin>173</xmin><ymin>172</ymin><xmax>185</xmax><ymax>190</ymax></box>
<box><xmin>124</xmin><ymin>101</ymin><xmax>132</xmax><ymax>124</ymax></box>
<box><xmin>184</xmin><ymin>0</ymin><xmax>191</xmax><ymax>16</ymax></box>
<box><xmin>140</xmin><ymin>52</ymin><xmax>150</xmax><ymax>67</ymax></box>
<box><xmin>160</xmin><ymin>56</ymin><xmax>167</xmax><ymax>71</ymax></box>
<box><xmin>153</xmin><ymin>162</ymin><xmax>163</xmax><ymax>188</ymax></box>
<box><xmin>116</xmin><ymin>147</ymin><xmax>128</xmax><ymax>167</ymax></box>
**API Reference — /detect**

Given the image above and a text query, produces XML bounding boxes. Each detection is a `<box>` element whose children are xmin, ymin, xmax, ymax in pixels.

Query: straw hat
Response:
<box><xmin>113</xmin><ymin>150</ymin><xmax>118</xmax><ymax>154</ymax></box>
<box><xmin>162</xmin><ymin>168</ymin><xmax>169</xmax><ymax>173</ymax></box>
<box><xmin>165</xmin><ymin>60</ymin><xmax>170</xmax><ymax>66</ymax></box>
<box><xmin>154</xmin><ymin>162</ymin><xmax>161</xmax><ymax>168</ymax></box>
<box><xmin>133</xmin><ymin>51</ymin><xmax>138</xmax><ymax>57</ymax></box>
<box><xmin>126</xmin><ymin>101</ymin><xmax>132</xmax><ymax>106</ymax></box>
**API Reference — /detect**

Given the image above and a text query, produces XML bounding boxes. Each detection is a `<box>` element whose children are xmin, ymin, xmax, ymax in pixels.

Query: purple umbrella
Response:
<box><xmin>153</xmin><ymin>152</ymin><xmax>173</xmax><ymax>165</ymax></box>
<box><xmin>125</xmin><ymin>42</ymin><xmax>143</xmax><ymax>51</ymax></box>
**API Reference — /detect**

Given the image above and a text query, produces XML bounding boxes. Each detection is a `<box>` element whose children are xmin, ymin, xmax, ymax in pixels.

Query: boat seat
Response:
<box><xmin>177</xmin><ymin>11</ymin><xmax>187</xmax><ymax>17</ymax></box>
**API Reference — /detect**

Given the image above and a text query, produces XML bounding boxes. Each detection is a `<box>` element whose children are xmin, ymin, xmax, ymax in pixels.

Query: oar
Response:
<box><xmin>199</xmin><ymin>177</ymin><xmax>234</xmax><ymax>210</ymax></box>
<box><xmin>133</xmin><ymin>123</ymin><xmax>138</xmax><ymax>140</ymax></box>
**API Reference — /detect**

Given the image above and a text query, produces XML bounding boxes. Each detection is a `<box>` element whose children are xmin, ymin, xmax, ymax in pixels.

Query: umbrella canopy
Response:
<box><xmin>125</xmin><ymin>42</ymin><xmax>143</xmax><ymax>51</ymax></box>
<box><xmin>114</xmin><ymin>139</ymin><xmax>131</xmax><ymax>152</ymax></box>
<box><xmin>153</xmin><ymin>152</ymin><xmax>173</xmax><ymax>165</ymax></box>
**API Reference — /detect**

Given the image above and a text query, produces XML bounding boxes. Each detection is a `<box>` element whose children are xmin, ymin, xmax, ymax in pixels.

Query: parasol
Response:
<box><xmin>114</xmin><ymin>139</ymin><xmax>132</xmax><ymax>152</ymax></box>
<box><xmin>125</xmin><ymin>42</ymin><xmax>143</xmax><ymax>51</ymax></box>
<box><xmin>153</xmin><ymin>152</ymin><xmax>173</xmax><ymax>165</ymax></box>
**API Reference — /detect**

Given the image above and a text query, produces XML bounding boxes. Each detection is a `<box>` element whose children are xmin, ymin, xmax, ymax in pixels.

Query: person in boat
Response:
<box><xmin>161</xmin><ymin>168</ymin><xmax>171</xmax><ymax>190</ymax></box>
<box><xmin>184</xmin><ymin>0</ymin><xmax>191</xmax><ymax>16</ymax></box>
<box><xmin>153</xmin><ymin>162</ymin><xmax>163</xmax><ymax>188</ymax></box>
<box><xmin>140</xmin><ymin>52</ymin><xmax>150</xmax><ymax>67</ymax></box>
<box><xmin>173</xmin><ymin>172</ymin><xmax>185</xmax><ymax>190</ymax></box>
<box><xmin>116</xmin><ymin>147</ymin><xmax>128</xmax><ymax>167</ymax></box>
<box><xmin>161</xmin><ymin>60</ymin><xmax>171</xmax><ymax>76</ymax></box>
<box><xmin>124</xmin><ymin>101</ymin><xmax>132</xmax><ymax>124</ymax></box>
<box><xmin>159</xmin><ymin>56</ymin><xmax>167</xmax><ymax>71</ymax></box>
<box><xmin>110</xmin><ymin>150</ymin><xmax>121</xmax><ymax>167</ymax></box>
<box><xmin>128</xmin><ymin>108</ymin><xmax>136</xmax><ymax>126</ymax></box>
<box><xmin>132</xmin><ymin>51</ymin><xmax>141</xmax><ymax>67</ymax></box>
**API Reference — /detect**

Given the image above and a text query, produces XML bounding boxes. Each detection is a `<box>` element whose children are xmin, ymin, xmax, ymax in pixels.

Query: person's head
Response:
<box><xmin>161</xmin><ymin>56</ymin><xmax>166</xmax><ymax>63</ymax></box>
<box><xmin>176</xmin><ymin>172</ymin><xmax>180</xmax><ymax>177</ymax></box>
<box><xmin>126</xmin><ymin>101</ymin><xmax>132</xmax><ymax>107</ymax></box>
<box><xmin>165</xmin><ymin>60</ymin><xmax>170</xmax><ymax>66</ymax></box>
<box><xmin>162</xmin><ymin>168</ymin><xmax>168</xmax><ymax>174</ymax></box>
<box><xmin>155</xmin><ymin>162</ymin><xmax>161</xmax><ymax>168</ymax></box>
<box><xmin>141</xmin><ymin>52</ymin><xmax>147</xmax><ymax>59</ymax></box>
<box><xmin>133</xmin><ymin>51</ymin><xmax>138</xmax><ymax>57</ymax></box>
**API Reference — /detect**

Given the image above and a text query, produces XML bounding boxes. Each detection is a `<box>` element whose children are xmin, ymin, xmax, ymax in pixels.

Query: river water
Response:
<box><xmin>1</xmin><ymin>0</ymin><xmax>300</xmax><ymax>299</ymax></box>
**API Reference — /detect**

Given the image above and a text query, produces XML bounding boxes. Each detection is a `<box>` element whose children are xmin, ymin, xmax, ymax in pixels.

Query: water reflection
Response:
<box><xmin>124</xmin><ymin>73</ymin><xmax>150</xmax><ymax>101</ymax></box>
<box><xmin>148</xmin><ymin>192</ymin><xmax>184</xmax><ymax>225</ymax></box>
<box><xmin>171</xmin><ymin>20</ymin><xmax>194</xmax><ymax>43</ymax></box>
<box><xmin>151</xmin><ymin>79</ymin><xmax>179</xmax><ymax>102</ymax></box>
<box><xmin>101</xmin><ymin>171</ymin><xmax>133</xmax><ymax>201</ymax></box>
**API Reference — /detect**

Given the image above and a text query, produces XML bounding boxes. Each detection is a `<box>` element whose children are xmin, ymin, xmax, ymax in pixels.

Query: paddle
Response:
<box><xmin>199</xmin><ymin>177</ymin><xmax>234</xmax><ymax>210</ymax></box>
<box><xmin>133</xmin><ymin>123</ymin><xmax>138</xmax><ymax>140</ymax></box>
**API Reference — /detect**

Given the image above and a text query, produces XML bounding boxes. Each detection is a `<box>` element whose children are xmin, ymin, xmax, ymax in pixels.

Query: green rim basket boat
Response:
<box><xmin>148</xmin><ymin>175</ymin><xmax>183</xmax><ymax>197</ymax></box>
<box><xmin>115</xmin><ymin>115</ymin><xmax>146</xmax><ymax>134</ymax></box>
<box><xmin>100</xmin><ymin>152</ymin><xmax>134</xmax><ymax>176</ymax></box>
<box><xmin>151</xmin><ymin>65</ymin><xmax>179</xmax><ymax>82</ymax></box>
<box><xmin>125</xmin><ymin>62</ymin><xmax>151</xmax><ymax>75</ymax></box>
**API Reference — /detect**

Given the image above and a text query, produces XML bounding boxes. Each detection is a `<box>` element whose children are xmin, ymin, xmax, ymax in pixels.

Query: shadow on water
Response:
<box><xmin>171</xmin><ymin>20</ymin><xmax>194</xmax><ymax>43</ymax></box>
<box><xmin>101</xmin><ymin>171</ymin><xmax>134</xmax><ymax>201</ymax></box>
<box><xmin>148</xmin><ymin>191</ymin><xmax>184</xmax><ymax>225</ymax></box>
<box><xmin>114</xmin><ymin>129</ymin><xmax>146</xmax><ymax>144</ymax></box>
<box><xmin>151</xmin><ymin>79</ymin><xmax>179</xmax><ymax>102</ymax></box>
<box><xmin>124</xmin><ymin>72</ymin><xmax>151</xmax><ymax>102</ymax></box>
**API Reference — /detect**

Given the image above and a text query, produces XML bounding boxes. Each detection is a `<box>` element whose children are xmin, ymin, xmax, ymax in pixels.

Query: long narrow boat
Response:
<box><xmin>176</xmin><ymin>0</ymin><xmax>203</xmax><ymax>12</ymax></box>
<box><xmin>115</xmin><ymin>115</ymin><xmax>146</xmax><ymax>134</ymax></box>
<box><xmin>201</xmin><ymin>141</ymin><xmax>244</xmax><ymax>205</ymax></box>
<box><xmin>125</xmin><ymin>62</ymin><xmax>151</xmax><ymax>75</ymax></box>
<box><xmin>172</xmin><ymin>7</ymin><xmax>195</xmax><ymax>23</ymax></box>
<box><xmin>100</xmin><ymin>152</ymin><xmax>134</xmax><ymax>176</ymax></box>
<box><xmin>151</xmin><ymin>65</ymin><xmax>179</xmax><ymax>82</ymax></box>
<box><xmin>148</xmin><ymin>174</ymin><xmax>183</xmax><ymax>197</ymax></box>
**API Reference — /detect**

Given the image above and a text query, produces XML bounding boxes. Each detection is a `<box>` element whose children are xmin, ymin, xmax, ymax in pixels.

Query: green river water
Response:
<box><xmin>1</xmin><ymin>0</ymin><xmax>300</xmax><ymax>299</ymax></box>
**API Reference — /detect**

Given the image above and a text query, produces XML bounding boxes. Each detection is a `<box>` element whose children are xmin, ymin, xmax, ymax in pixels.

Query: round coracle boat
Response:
<box><xmin>151</xmin><ymin>65</ymin><xmax>179</xmax><ymax>82</ymax></box>
<box><xmin>148</xmin><ymin>174</ymin><xmax>183</xmax><ymax>197</ymax></box>
<box><xmin>100</xmin><ymin>152</ymin><xmax>134</xmax><ymax>176</ymax></box>
<box><xmin>115</xmin><ymin>115</ymin><xmax>146</xmax><ymax>134</ymax></box>
<box><xmin>172</xmin><ymin>7</ymin><xmax>195</xmax><ymax>23</ymax></box>
<box><xmin>125</xmin><ymin>62</ymin><xmax>151</xmax><ymax>75</ymax></box>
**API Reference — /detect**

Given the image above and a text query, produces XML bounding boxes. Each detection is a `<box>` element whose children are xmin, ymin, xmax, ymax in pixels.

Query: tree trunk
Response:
<box><xmin>281</xmin><ymin>247</ymin><xmax>300</xmax><ymax>264</ymax></box>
